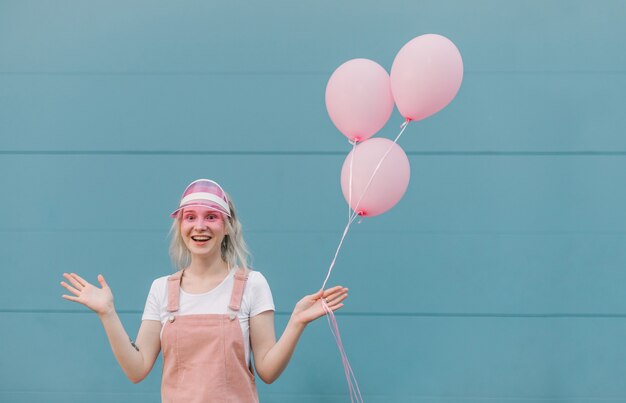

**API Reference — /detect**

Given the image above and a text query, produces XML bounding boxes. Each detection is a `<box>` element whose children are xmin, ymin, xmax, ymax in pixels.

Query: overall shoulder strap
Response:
<box><xmin>167</xmin><ymin>270</ymin><xmax>184</xmax><ymax>313</ymax></box>
<box><xmin>228</xmin><ymin>268</ymin><xmax>251</xmax><ymax>316</ymax></box>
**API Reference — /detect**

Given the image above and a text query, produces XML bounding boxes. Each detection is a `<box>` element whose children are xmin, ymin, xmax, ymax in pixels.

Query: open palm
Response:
<box><xmin>292</xmin><ymin>286</ymin><xmax>348</xmax><ymax>325</ymax></box>
<box><xmin>61</xmin><ymin>273</ymin><xmax>115</xmax><ymax>316</ymax></box>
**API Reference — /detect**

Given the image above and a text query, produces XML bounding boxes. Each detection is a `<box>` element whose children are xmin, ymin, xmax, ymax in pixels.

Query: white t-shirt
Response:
<box><xmin>142</xmin><ymin>268</ymin><xmax>275</xmax><ymax>364</ymax></box>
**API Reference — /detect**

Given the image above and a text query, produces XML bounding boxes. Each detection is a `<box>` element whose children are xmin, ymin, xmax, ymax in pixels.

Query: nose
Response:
<box><xmin>194</xmin><ymin>220</ymin><xmax>208</xmax><ymax>230</ymax></box>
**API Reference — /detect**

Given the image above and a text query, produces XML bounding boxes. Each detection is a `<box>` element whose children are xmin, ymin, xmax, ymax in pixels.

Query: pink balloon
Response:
<box><xmin>326</xmin><ymin>59</ymin><xmax>395</xmax><ymax>142</ymax></box>
<box><xmin>340</xmin><ymin>138</ymin><xmax>410</xmax><ymax>217</ymax></box>
<box><xmin>390</xmin><ymin>34</ymin><xmax>463</xmax><ymax>121</ymax></box>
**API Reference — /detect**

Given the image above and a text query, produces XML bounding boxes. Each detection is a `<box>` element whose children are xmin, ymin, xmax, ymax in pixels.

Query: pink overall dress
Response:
<box><xmin>161</xmin><ymin>269</ymin><xmax>259</xmax><ymax>403</ymax></box>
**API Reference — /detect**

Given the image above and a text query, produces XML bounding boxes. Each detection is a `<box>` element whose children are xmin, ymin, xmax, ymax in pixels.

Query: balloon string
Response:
<box><xmin>322</xmin><ymin>300</ymin><xmax>364</xmax><ymax>403</ymax></box>
<box><xmin>348</xmin><ymin>139</ymin><xmax>357</xmax><ymax>221</ymax></box>
<box><xmin>321</xmin><ymin>213</ymin><xmax>359</xmax><ymax>290</ymax></box>
<box><xmin>321</xmin><ymin>119</ymin><xmax>411</xmax><ymax>402</ymax></box>
<box><xmin>318</xmin><ymin>149</ymin><xmax>361</xmax><ymax>399</ymax></box>
<box><xmin>326</xmin><ymin>308</ymin><xmax>362</xmax><ymax>403</ymax></box>
<box><xmin>317</xmin><ymin>141</ymin><xmax>361</xmax><ymax>400</ymax></box>
<box><xmin>349</xmin><ymin>118</ymin><xmax>411</xmax><ymax>220</ymax></box>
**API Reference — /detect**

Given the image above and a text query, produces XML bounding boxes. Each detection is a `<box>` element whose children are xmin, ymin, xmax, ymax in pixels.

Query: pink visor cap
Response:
<box><xmin>171</xmin><ymin>179</ymin><xmax>231</xmax><ymax>218</ymax></box>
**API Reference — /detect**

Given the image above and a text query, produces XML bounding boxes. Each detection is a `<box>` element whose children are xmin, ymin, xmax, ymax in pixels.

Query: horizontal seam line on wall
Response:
<box><xmin>3</xmin><ymin>151</ymin><xmax>626</xmax><ymax>156</ymax></box>
<box><xmin>3</xmin><ymin>309</ymin><xmax>626</xmax><ymax>318</ymax></box>
<box><xmin>236</xmin><ymin>397</ymin><xmax>626</xmax><ymax>402</ymax></box>
<box><xmin>0</xmin><ymin>392</ymin><xmax>160</xmax><ymax>395</ymax></box>
<box><xmin>5</xmin><ymin>229</ymin><xmax>626</xmax><ymax>235</ymax></box>
<box><xmin>0</xmin><ymin>70</ymin><xmax>625</xmax><ymax>76</ymax></box>
<box><xmin>0</xmin><ymin>392</ymin><xmax>622</xmax><ymax>400</ymax></box>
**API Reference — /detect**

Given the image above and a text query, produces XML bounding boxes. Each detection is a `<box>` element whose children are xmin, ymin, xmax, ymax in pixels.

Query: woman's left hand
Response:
<box><xmin>291</xmin><ymin>286</ymin><xmax>348</xmax><ymax>326</ymax></box>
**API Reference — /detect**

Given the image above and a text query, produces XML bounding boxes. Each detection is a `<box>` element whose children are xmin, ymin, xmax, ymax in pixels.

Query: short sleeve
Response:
<box><xmin>141</xmin><ymin>279</ymin><xmax>163</xmax><ymax>321</ymax></box>
<box><xmin>248</xmin><ymin>271</ymin><xmax>275</xmax><ymax>317</ymax></box>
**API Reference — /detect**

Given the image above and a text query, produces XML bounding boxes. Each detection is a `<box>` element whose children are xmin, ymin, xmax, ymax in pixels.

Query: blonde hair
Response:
<box><xmin>168</xmin><ymin>194</ymin><xmax>251</xmax><ymax>270</ymax></box>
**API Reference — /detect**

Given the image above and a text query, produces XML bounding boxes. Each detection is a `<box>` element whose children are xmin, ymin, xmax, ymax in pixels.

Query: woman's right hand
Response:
<box><xmin>61</xmin><ymin>273</ymin><xmax>115</xmax><ymax>316</ymax></box>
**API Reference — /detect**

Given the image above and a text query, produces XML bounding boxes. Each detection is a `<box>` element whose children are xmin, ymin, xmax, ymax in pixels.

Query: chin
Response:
<box><xmin>187</xmin><ymin>244</ymin><xmax>218</xmax><ymax>256</ymax></box>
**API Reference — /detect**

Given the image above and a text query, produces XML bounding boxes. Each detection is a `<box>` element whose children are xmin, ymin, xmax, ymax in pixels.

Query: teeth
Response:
<box><xmin>191</xmin><ymin>236</ymin><xmax>211</xmax><ymax>241</ymax></box>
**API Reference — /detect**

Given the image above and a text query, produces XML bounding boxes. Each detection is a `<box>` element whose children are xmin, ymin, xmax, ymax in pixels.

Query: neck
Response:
<box><xmin>186</xmin><ymin>253</ymin><xmax>230</xmax><ymax>278</ymax></box>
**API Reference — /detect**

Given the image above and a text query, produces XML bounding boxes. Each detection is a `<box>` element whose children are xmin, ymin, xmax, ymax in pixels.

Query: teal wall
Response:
<box><xmin>2</xmin><ymin>1</ymin><xmax>626</xmax><ymax>402</ymax></box>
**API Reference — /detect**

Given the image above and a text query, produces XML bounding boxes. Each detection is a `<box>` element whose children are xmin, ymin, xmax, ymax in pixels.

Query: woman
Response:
<box><xmin>60</xmin><ymin>179</ymin><xmax>348</xmax><ymax>402</ymax></box>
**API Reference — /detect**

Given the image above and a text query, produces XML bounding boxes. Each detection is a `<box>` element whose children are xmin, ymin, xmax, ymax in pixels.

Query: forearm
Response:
<box><xmin>255</xmin><ymin>317</ymin><xmax>306</xmax><ymax>383</ymax></box>
<box><xmin>98</xmin><ymin>310</ymin><xmax>147</xmax><ymax>383</ymax></box>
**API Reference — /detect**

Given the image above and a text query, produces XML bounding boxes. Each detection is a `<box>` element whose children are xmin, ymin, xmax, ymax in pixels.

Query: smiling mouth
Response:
<box><xmin>191</xmin><ymin>235</ymin><xmax>212</xmax><ymax>242</ymax></box>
